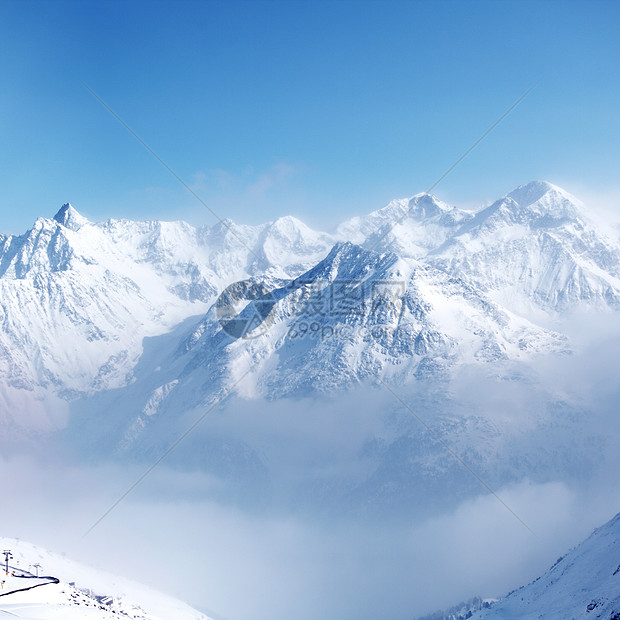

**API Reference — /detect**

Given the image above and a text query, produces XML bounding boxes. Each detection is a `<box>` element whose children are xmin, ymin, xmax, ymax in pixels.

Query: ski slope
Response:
<box><xmin>0</xmin><ymin>538</ymin><xmax>210</xmax><ymax>620</ymax></box>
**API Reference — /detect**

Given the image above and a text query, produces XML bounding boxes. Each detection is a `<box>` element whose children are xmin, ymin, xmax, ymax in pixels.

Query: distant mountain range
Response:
<box><xmin>1</xmin><ymin>181</ymin><xmax>619</xmax><ymax>520</ymax></box>
<box><xmin>2</xmin><ymin>180</ymin><xmax>618</xmax><ymax>432</ymax></box>
<box><xmin>3</xmin><ymin>181</ymin><xmax>620</xmax><ymax>619</ymax></box>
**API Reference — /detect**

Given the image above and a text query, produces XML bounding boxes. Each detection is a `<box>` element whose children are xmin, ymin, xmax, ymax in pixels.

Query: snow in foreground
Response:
<box><xmin>470</xmin><ymin>510</ymin><xmax>620</xmax><ymax>619</ymax></box>
<box><xmin>0</xmin><ymin>537</ymin><xmax>211</xmax><ymax>620</ymax></box>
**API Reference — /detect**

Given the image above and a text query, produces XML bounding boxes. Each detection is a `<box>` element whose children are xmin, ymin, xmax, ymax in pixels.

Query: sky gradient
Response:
<box><xmin>1</xmin><ymin>0</ymin><xmax>619</xmax><ymax>234</ymax></box>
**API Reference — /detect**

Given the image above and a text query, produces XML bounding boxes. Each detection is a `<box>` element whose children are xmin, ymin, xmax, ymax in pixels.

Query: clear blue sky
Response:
<box><xmin>1</xmin><ymin>0</ymin><xmax>619</xmax><ymax>233</ymax></box>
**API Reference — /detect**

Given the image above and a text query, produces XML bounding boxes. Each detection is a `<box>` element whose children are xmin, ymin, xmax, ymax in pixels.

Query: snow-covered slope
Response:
<box><xmin>159</xmin><ymin>241</ymin><xmax>565</xmax><ymax>403</ymax></box>
<box><xmin>469</xmin><ymin>510</ymin><xmax>620</xmax><ymax>620</ymax></box>
<box><xmin>0</xmin><ymin>537</ymin><xmax>210</xmax><ymax>620</ymax></box>
<box><xmin>336</xmin><ymin>193</ymin><xmax>472</xmax><ymax>256</ymax></box>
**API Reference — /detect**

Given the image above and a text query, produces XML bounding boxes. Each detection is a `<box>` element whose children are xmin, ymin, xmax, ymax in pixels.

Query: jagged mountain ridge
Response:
<box><xmin>0</xmin><ymin>205</ymin><xmax>334</xmax><ymax>429</ymax></box>
<box><xmin>342</xmin><ymin>182</ymin><xmax>620</xmax><ymax>317</ymax></box>
<box><xmin>335</xmin><ymin>192</ymin><xmax>472</xmax><ymax>253</ymax></box>
<box><xmin>0</xmin><ymin>181</ymin><xmax>618</xmax><ymax>433</ymax></box>
<box><xmin>428</xmin><ymin>181</ymin><xmax>620</xmax><ymax>315</ymax></box>
<box><xmin>141</xmin><ymin>241</ymin><xmax>565</xmax><ymax>406</ymax></box>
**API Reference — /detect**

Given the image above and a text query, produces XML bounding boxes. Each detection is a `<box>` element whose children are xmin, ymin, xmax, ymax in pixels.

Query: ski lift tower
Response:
<box><xmin>32</xmin><ymin>563</ymin><xmax>41</xmax><ymax>577</ymax></box>
<box><xmin>2</xmin><ymin>550</ymin><xmax>12</xmax><ymax>575</ymax></box>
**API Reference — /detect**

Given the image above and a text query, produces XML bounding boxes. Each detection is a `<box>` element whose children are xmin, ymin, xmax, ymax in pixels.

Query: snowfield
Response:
<box><xmin>0</xmin><ymin>538</ymin><xmax>210</xmax><ymax>620</ymax></box>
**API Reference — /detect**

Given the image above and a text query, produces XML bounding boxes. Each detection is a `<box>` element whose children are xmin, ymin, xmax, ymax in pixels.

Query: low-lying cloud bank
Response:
<box><xmin>2</xmin><ymin>456</ymin><xmax>619</xmax><ymax>620</ymax></box>
<box><xmin>2</xmin><ymin>316</ymin><xmax>620</xmax><ymax>619</ymax></box>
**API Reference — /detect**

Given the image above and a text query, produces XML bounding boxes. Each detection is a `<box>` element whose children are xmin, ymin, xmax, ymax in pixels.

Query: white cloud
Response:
<box><xmin>245</xmin><ymin>162</ymin><xmax>299</xmax><ymax>201</ymax></box>
<box><xmin>554</xmin><ymin>181</ymin><xmax>620</xmax><ymax>226</ymax></box>
<box><xmin>4</xmin><ymin>318</ymin><xmax>620</xmax><ymax>620</ymax></box>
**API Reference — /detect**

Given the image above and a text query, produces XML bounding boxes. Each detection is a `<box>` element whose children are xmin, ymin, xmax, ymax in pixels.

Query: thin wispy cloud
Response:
<box><xmin>246</xmin><ymin>162</ymin><xmax>299</xmax><ymax>200</ymax></box>
<box><xmin>190</xmin><ymin>162</ymin><xmax>306</xmax><ymax>221</ymax></box>
<box><xmin>558</xmin><ymin>183</ymin><xmax>620</xmax><ymax>226</ymax></box>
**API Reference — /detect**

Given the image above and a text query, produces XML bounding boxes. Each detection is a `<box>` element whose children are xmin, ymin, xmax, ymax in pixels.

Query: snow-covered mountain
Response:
<box><xmin>427</xmin><ymin>181</ymin><xmax>620</xmax><ymax>316</ymax></box>
<box><xmin>343</xmin><ymin>181</ymin><xmax>620</xmax><ymax>318</ymax></box>
<box><xmin>0</xmin><ymin>537</ymin><xmax>210</xmax><ymax>619</ymax></box>
<box><xmin>0</xmin><ymin>204</ymin><xmax>333</xmax><ymax>432</ymax></box>
<box><xmin>2</xmin><ymin>182</ymin><xmax>619</xmax><ymax>620</ymax></box>
<box><xmin>111</xmin><ymin>240</ymin><xmax>565</xmax><ymax>416</ymax></box>
<box><xmin>1</xmin><ymin>180</ymin><xmax>618</xmax><ymax>437</ymax></box>
<box><xmin>469</xmin><ymin>510</ymin><xmax>620</xmax><ymax>620</ymax></box>
<box><xmin>0</xmin><ymin>183</ymin><xmax>594</xmax><ymax>527</ymax></box>
<box><xmin>336</xmin><ymin>192</ymin><xmax>472</xmax><ymax>254</ymax></box>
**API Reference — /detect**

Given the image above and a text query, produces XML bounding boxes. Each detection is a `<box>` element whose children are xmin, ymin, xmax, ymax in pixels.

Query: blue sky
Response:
<box><xmin>1</xmin><ymin>0</ymin><xmax>619</xmax><ymax>233</ymax></box>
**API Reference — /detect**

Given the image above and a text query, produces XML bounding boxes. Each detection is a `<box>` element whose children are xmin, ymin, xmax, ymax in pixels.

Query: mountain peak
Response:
<box><xmin>501</xmin><ymin>180</ymin><xmax>584</xmax><ymax>225</ymax></box>
<box><xmin>267</xmin><ymin>215</ymin><xmax>309</xmax><ymax>236</ymax></box>
<box><xmin>406</xmin><ymin>193</ymin><xmax>451</xmax><ymax>219</ymax></box>
<box><xmin>460</xmin><ymin>181</ymin><xmax>582</xmax><ymax>231</ymax></box>
<box><xmin>506</xmin><ymin>180</ymin><xmax>572</xmax><ymax>208</ymax></box>
<box><xmin>53</xmin><ymin>203</ymin><xmax>88</xmax><ymax>231</ymax></box>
